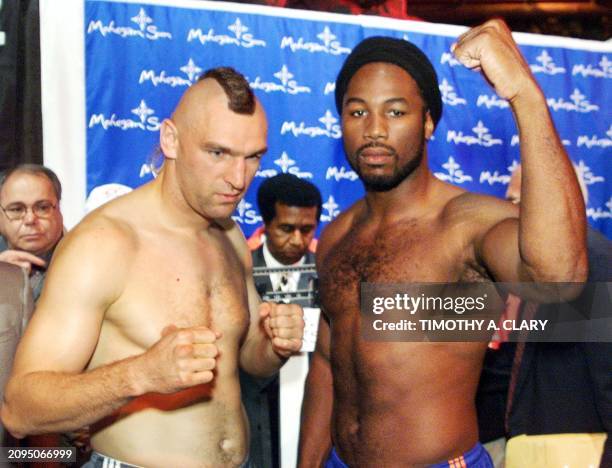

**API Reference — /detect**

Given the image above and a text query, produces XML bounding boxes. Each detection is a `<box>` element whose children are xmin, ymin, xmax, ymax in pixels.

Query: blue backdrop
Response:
<box><xmin>84</xmin><ymin>0</ymin><xmax>611</xmax><ymax>238</ymax></box>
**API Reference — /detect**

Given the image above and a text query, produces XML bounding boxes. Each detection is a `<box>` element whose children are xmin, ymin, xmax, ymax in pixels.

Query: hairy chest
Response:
<box><xmin>105</xmin><ymin>232</ymin><xmax>249</xmax><ymax>350</ymax></box>
<box><xmin>319</xmin><ymin>220</ymin><xmax>477</xmax><ymax>320</ymax></box>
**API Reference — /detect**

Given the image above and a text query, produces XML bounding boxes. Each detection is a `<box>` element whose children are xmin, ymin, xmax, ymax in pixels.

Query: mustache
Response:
<box><xmin>355</xmin><ymin>142</ymin><xmax>397</xmax><ymax>158</ymax></box>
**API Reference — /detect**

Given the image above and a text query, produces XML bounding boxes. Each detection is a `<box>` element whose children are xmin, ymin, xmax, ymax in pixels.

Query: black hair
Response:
<box><xmin>257</xmin><ymin>173</ymin><xmax>322</xmax><ymax>224</ymax></box>
<box><xmin>335</xmin><ymin>36</ymin><xmax>443</xmax><ymax>128</ymax></box>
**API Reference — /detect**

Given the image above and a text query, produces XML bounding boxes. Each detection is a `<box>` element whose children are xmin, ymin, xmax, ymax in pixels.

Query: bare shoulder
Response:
<box><xmin>215</xmin><ymin>217</ymin><xmax>252</xmax><ymax>270</ymax></box>
<box><xmin>44</xmin><ymin>205</ymin><xmax>140</xmax><ymax>306</ymax></box>
<box><xmin>57</xmin><ymin>207</ymin><xmax>138</xmax><ymax>264</ymax></box>
<box><xmin>317</xmin><ymin>200</ymin><xmax>363</xmax><ymax>266</ymax></box>
<box><xmin>442</xmin><ymin>190</ymin><xmax>518</xmax><ymax>235</ymax></box>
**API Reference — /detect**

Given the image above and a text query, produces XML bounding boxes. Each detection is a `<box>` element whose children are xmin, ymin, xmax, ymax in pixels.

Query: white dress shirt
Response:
<box><xmin>262</xmin><ymin>239</ymin><xmax>305</xmax><ymax>293</ymax></box>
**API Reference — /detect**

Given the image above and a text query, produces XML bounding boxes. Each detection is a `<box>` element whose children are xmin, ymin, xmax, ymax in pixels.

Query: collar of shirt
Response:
<box><xmin>262</xmin><ymin>237</ymin><xmax>305</xmax><ymax>292</ymax></box>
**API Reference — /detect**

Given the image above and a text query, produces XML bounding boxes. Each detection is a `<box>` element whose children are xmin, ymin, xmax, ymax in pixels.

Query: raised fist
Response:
<box><xmin>452</xmin><ymin>19</ymin><xmax>538</xmax><ymax>103</ymax></box>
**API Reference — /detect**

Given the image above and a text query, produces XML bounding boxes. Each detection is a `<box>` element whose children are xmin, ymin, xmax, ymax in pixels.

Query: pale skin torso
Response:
<box><xmin>6</xmin><ymin>182</ymin><xmax>266</xmax><ymax>468</ymax></box>
<box><xmin>87</xmin><ymin>189</ymin><xmax>250</xmax><ymax>466</ymax></box>
<box><xmin>317</xmin><ymin>181</ymin><xmax>509</xmax><ymax>466</ymax></box>
<box><xmin>2</xmin><ymin>75</ymin><xmax>304</xmax><ymax>468</ymax></box>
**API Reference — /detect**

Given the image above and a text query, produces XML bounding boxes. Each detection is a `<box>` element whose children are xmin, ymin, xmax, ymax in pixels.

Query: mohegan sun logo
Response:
<box><xmin>476</xmin><ymin>94</ymin><xmax>509</xmax><ymax>110</ymax></box>
<box><xmin>434</xmin><ymin>156</ymin><xmax>473</xmax><ymax>184</ymax></box>
<box><xmin>280</xmin><ymin>26</ymin><xmax>350</xmax><ymax>56</ymax></box>
<box><xmin>511</xmin><ymin>135</ymin><xmax>571</xmax><ymax>147</ymax></box>
<box><xmin>574</xmin><ymin>160</ymin><xmax>605</xmax><ymax>186</ymax></box>
<box><xmin>138</xmin><ymin>58</ymin><xmax>202</xmax><ymax>88</ymax></box>
<box><xmin>577</xmin><ymin>124</ymin><xmax>612</xmax><ymax>149</ymax></box>
<box><xmin>88</xmin><ymin>99</ymin><xmax>161</xmax><ymax>132</ymax></box>
<box><xmin>439</xmin><ymin>79</ymin><xmax>466</xmax><ymax>106</ymax></box>
<box><xmin>587</xmin><ymin>197</ymin><xmax>612</xmax><ymax>221</ymax></box>
<box><xmin>187</xmin><ymin>17</ymin><xmax>266</xmax><ymax>48</ymax></box>
<box><xmin>87</xmin><ymin>7</ymin><xmax>172</xmax><ymax>41</ymax></box>
<box><xmin>249</xmin><ymin>65</ymin><xmax>311</xmax><ymax>95</ymax></box>
<box><xmin>273</xmin><ymin>152</ymin><xmax>313</xmax><ymax>178</ymax></box>
<box><xmin>255</xmin><ymin>152</ymin><xmax>314</xmax><ymax>179</ymax></box>
<box><xmin>280</xmin><ymin>110</ymin><xmax>342</xmax><ymax>139</ymax></box>
<box><xmin>320</xmin><ymin>195</ymin><xmax>341</xmax><ymax>222</ymax></box>
<box><xmin>232</xmin><ymin>199</ymin><xmax>262</xmax><ymax>225</ymax></box>
<box><xmin>479</xmin><ymin>160</ymin><xmax>519</xmax><ymax>186</ymax></box>
<box><xmin>547</xmin><ymin>88</ymin><xmax>599</xmax><ymax>113</ymax></box>
<box><xmin>440</xmin><ymin>50</ymin><xmax>461</xmax><ymax>67</ymax></box>
<box><xmin>324</xmin><ymin>82</ymin><xmax>336</xmax><ymax>95</ymax></box>
<box><xmin>572</xmin><ymin>56</ymin><xmax>611</xmax><ymax>79</ymax></box>
<box><xmin>326</xmin><ymin>166</ymin><xmax>359</xmax><ymax>182</ymax></box>
<box><xmin>447</xmin><ymin>121</ymin><xmax>503</xmax><ymax>147</ymax></box>
<box><xmin>530</xmin><ymin>50</ymin><xmax>566</xmax><ymax>75</ymax></box>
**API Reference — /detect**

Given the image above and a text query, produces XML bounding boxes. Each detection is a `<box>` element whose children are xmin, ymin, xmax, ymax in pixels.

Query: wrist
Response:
<box><xmin>509</xmin><ymin>82</ymin><xmax>546</xmax><ymax>112</ymax></box>
<box><xmin>124</xmin><ymin>354</ymin><xmax>149</xmax><ymax>397</ymax></box>
<box><xmin>270</xmin><ymin>341</ymin><xmax>292</xmax><ymax>362</ymax></box>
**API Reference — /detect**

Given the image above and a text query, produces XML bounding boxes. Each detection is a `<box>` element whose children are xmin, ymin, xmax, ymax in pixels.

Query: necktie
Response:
<box><xmin>278</xmin><ymin>273</ymin><xmax>289</xmax><ymax>291</ymax></box>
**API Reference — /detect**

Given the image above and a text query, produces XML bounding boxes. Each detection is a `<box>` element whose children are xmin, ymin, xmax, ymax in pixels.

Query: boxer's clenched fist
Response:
<box><xmin>259</xmin><ymin>302</ymin><xmax>304</xmax><ymax>358</ymax></box>
<box><xmin>452</xmin><ymin>19</ymin><xmax>538</xmax><ymax>103</ymax></box>
<box><xmin>139</xmin><ymin>325</ymin><xmax>221</xmax><ymax>394</ymax></box>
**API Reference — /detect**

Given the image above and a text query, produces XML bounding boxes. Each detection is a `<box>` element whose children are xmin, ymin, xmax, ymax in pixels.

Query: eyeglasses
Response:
<box><xmin>0</xmin><ymin>201</ymin><xmax>58</xmax><ymax>220</ymax></box>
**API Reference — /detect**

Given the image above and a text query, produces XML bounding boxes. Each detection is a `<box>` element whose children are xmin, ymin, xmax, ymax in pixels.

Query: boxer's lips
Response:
<box><xmin>359</xmin><ymin>150</ymin><xmax>394</xmax><ymax>165</ymax></box>
<box><xmin>217</xmin><ymin>193</ymin><xmax>242</xmax><ymax>203</ymax></box>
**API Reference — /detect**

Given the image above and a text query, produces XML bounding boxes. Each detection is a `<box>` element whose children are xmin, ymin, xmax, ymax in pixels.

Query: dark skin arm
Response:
<box><xmin>453</xmin><ymin>20</ymin><xmax>588</xmax><ymax>292</ymax></box>
<box><xmin>298</xmin><ymin>314</ymin><xmax>333</xmax><ymax>468</ymax></box>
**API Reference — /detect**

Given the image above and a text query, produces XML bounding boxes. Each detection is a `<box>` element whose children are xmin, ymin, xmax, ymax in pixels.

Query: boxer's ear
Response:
<box><xmin>160</xmin><ymin>119</ymin><xmax>179</xmax><ymax>160</ymax></box>
<box><xmin>424</xmin><ymin>111</ymin><xmax>434</xmax><ymax>141</ymax></box>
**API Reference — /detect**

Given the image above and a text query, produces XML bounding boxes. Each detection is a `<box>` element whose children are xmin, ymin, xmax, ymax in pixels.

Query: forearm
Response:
<box><xmin>511</xmin><ymin>86</ymin><xmax>587</xmax><ymax>282</ymax></box>
<box><xmin>298</xmin><ymin>353</ymin><xmax>333</xmax><ymax>468</ymax></box>
<box><xmin>1</xmin><ymin>355</ymin><xmax>142</xmax><ymax>437</ymax></box>
<box><xmin>240</xmin><ymin>336</ymin><xmax>286</xmax><ymax>378</ymax></box>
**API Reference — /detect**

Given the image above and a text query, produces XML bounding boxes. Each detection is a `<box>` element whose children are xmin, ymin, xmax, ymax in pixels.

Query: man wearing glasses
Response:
<box><xmin>0</xmin><ymin>164</ymin><xmax>64</xmax><ymax>301</ymax></box>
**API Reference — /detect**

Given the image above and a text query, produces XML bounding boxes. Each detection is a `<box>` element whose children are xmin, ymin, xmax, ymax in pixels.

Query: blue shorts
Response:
<box><xmin>325</xmin><ymin>442</ymin><xmax>493</xmax><ymax>467</ymax></box>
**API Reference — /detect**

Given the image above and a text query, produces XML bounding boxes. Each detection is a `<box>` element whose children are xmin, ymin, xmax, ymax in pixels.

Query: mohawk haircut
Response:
<box><xmin>199</xmin><ymin>67</ymin><xmax>256</xmax><ymax>115</ymax></box>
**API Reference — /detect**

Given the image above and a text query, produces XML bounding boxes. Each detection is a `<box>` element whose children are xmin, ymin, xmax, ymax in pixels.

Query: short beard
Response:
<box><xmin>348</xmin><ymin>138</ymin><xmax>425</xmax><ymax>192</ymax></box>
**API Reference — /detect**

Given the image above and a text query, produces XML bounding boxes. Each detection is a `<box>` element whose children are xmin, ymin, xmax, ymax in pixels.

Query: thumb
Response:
<box><xmin>161</xmin><ymin>324</ymin><xmax>178</xmax><ymax>338</ymax></box>
<box><xmin>259</xmin><ymin>301</ymin><xmax>274</xmax><ymax>318</ymax></box>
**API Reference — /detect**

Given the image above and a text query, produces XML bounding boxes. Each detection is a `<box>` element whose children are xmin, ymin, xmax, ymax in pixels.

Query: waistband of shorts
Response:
<box><xmin>88</xmin><ymin>451</ymin><xmax>143</xmax><ymax>468</ymax></box>
<box><xmin>88</xmin><ymin>449</ymin><xmax>252</xmax><ymax>468</ymax></box>
<box><xmin>429</xmin><ymin>442</ymin><xmax>492</xmax><ymax>468</ymax></box>
<box><xmin>328</xmin><ymin>442</ymin><xmax>491</xmax><ymax>468</ymax></box>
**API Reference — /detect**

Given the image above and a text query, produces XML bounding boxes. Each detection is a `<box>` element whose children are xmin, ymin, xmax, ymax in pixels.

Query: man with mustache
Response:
<box><xmin>2</xmin><ymin>67</ymin><xmax>304</xmax><ymax>468</ymax></box>
<box><xmin>299</xmin><ymin>20</ymin><xmax>587</xmax><ymax>467</ymax></box>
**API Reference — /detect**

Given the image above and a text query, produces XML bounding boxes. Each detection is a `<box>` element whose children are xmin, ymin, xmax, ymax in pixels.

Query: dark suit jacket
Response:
<box><xmin>241</xmin><ymin>245</ymin><xmax>316</xmax><ymax>468</ymax></box>
<box><xmin>508</xmin><ymin>228</ymin><xmax>612</xmax><ymax>466</ymax></box>
<box><xmin>0</xmin><ymin>235</ymin><xmax>57</xmax><ymax>301</ymax></box>
<box><xmin>251</xmin><ymin>245</ymin><xmax>316</xmax><ymax>305</ymax></box>
<box><xmin>0</xmin><ymin>262</ymin><xmax>33</xmax><ymax>449</ymax></box>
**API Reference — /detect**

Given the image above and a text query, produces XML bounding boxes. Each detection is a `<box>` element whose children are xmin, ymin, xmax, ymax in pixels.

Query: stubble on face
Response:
<box><xmin>169</xmin><ymin>79</ymin><xmax>268</xmax><ymax>221</ymax></box>
<box><xmin>340</xmin><ymin>62</ymin><xmax>431</xmax><ymax>193</ymax></box>
<box><xmin>347</xmin><ymin>129</ymin><xmax>426</xmax><ymax>192</ymax></box>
